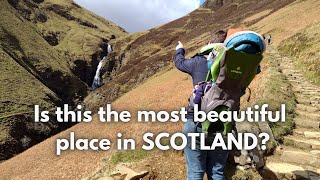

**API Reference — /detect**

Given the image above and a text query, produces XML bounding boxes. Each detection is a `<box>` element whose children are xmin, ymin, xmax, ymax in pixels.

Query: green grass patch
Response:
<box><xmin>231</xmin><ymin>169</ymin><xmax>262</xmax><ymax>180</ymax></box>
<box><xmin>283</xmin><ymin>138</ymin><xmax>295</xmax><ymax>147</ymax></box>
<box><xmin>279</xmin><ymin>22</ymin><xmax>320</xmax><ymax>85</ymax></box>
<box><xmin>0</xmin><ymin>125</ymin><xmax>10</xmax><ymax>143</ymax></box>
<box><xmin>110</xmin><ymin>149</ymin><xmax>150</xmax><ymax>165</ymax></box>
<box><xmin>258</xmin><ymin>54</ymin><xmax>296</xmax><ymax>141</ymax></box>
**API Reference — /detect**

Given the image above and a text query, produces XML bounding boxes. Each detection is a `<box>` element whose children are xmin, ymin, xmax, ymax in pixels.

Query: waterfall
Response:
<box><xmin>92</xmin><ymin>44</ymin><xmax>113</xmax><ymax>90</ymax></box>
<box><xmin>107</xmin><ymin>44</ymin><xmax>113</xmax><ymax>54</ymax></box>
<box><xmin>92</xmin><ymin>58</ymin><xmax>104</xmax><ymax>90</ymax></box>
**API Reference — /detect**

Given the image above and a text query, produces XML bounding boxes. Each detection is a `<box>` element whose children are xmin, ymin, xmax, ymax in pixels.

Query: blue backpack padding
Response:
<box><xmin>225</xmin><ymin>31</ymin><xmax>266</xmax><ymax>54</ymax></box>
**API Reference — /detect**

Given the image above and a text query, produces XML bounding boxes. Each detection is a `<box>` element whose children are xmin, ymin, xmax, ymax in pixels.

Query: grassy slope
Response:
<box><xmin>0</xmin><ymin>50</ymin><xmax>57</xmax><ymax>141</ymax></box>
<box><xmin>279</xmin><ymin>22</ymin><xmax>320</xmax><ymax>85</ymax></box>
<box><xmin>0</xmin><ymin>68</ymin><xmax>192</xmax><ymax>180</ymax></box>
<box><xmin>84</xmin><ymin>0</ymin><xmax>295</xmax><ymax>110</ymax></box>
<box><xmin>0</xmin><ymin>0</ymin><xmax>127</xmax><ymax>108</ymax></box>
<box><xmin>249</xmin><ymin>0</ymin><xmax>320</xmax><ymax>84</ymax></box>
<box><xmin>87</xmin><ymin>50</ymin><xmax>296</xmax><ymax>180</ymax></box>
<box><xmin>39</xmin><ymin>0</ymin><xmax>126</xmax><ymax>59</ymax></box>
<box><xmin>249</xmin><ymin>0</ymin><xmax>320</xmax><ymax>46</ymax></box>
<box><xmin>0</xmin><ymin>0</ymin><xmax>69</xmax><ymax>145</ymax></box>
<box><xmin>0</xmin><ymin>0</ymin><xmax>126</xmax><ymax>160</ymax></box>
<box><xmin>0</xmin><ymin>47</ymin><xmax>295</xmax><ymax>180</ymax></box>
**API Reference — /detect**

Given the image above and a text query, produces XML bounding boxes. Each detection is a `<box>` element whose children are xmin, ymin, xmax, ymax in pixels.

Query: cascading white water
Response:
<box><xmin>107</xmin><ymin>44</ymin><xmax>113</xmax><ymax>54</ymax></box>
<box><xmin>92</xmin><ymin>44</ymin><xmax>113</xmax><ymax>90</ymax></box>
<box><xmin>92</xmin><ymin>58</ymin><xmax>105</xmax><ymax>90</ymax></box>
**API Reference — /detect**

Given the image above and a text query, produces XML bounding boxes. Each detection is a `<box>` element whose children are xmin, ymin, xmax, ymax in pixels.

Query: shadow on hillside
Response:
<box><xmin>259</xmin><ymin>168</ymin><xmax>320</xmax><ymax>180</ymax></box>
<box><xmin>293</xmin><ymin>170</ymin><xmax>320</xmax><ymax>180</ymax></box>
<box><xmin>260</xmin><ymin>168</ymin><xmax>283</xmax><ymax>180</ymax></box>
<box><xmin>224</xmin><ymin>163</ymin><xmax>281</xmax><ymax>180</ymax></box>
<box><xmin>225</xmin><ymin>163</ymin><xmax>237</xmax><ymax>180</ymax></box>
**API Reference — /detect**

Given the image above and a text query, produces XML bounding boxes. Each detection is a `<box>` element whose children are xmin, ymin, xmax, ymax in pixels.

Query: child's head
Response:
<box><xmin>208</xmin><ymin>30</ymin><xmax>227</xmax><ymax>44</ymax></box>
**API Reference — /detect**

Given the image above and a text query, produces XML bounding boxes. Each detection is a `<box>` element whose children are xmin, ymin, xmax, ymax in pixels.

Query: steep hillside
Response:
<box><xmin>0</xmin><ymin>42</ymin><xmax>297</xmax><ymax>180</ymax></box>
<box><xmin>279</xmin><ymin>22</ymin><xmax>320</xmax><ymax>85</ymax></box>
<box><xmin>0</xmin><ymin>0</ymin><xmax>126</xmax><ymax>160</ymax></box>
<box><xmin>0</xmin><ymin>56</ymin><xmax>277</xmax><ymax>180</ymax></box>
<box><xmin>84</xmin><ymin>0</ymin><xmax>294</xmax><ymax>110</ymax></box>
<box><xmin>248</xmin><ymin>0</ymin><xmax>320</xmax><ymax>84</ymax></box>
<box><xmin>249</xmin><ymin>0</ymin><xmax>320</xmax><ymax>45</ymax></box>
<box><xmin>0</xmin><ymin>67</ymin><xmax>193</xmax><ymax>179</ymax></box>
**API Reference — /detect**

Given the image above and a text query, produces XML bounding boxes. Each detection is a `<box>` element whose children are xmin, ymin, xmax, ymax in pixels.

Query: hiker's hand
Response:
<box><xmin>176</xmin><ymin>41</ymin><xmax>183</xmax><ymax>50</ymax></box>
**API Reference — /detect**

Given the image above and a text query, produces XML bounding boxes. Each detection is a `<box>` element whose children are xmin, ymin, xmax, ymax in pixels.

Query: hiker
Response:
<box><xmin>268</xmin><ymin>34</ymin><xmax>271</xmax><ymax>45</ymax></box>
<box><xmin>174</xmin><ymin>30</ymin><xmax>229</xmax><ymax>180</ymax></box>
<box><xmin>174</xmin><ymin>29</ymin><xmax>266</xmax><ymax>180</ymax></box>
<box><xmin>175</xmin><ymin>30</ymin><xmax>226</xmax><ymax>86</ymax></box>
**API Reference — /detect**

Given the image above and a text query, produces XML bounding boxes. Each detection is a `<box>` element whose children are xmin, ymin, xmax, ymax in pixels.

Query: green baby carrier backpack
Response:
<box><xmin>199</xmin><ymin>31</ymin><xmax>266</xmax><ymax>138</ymax></box>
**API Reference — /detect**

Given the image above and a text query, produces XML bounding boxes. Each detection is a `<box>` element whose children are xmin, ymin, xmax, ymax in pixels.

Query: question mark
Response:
<box><xmin>259</xmin><ymin>133</ymin><xmax>270</xmax><ymax>151</ymax></box>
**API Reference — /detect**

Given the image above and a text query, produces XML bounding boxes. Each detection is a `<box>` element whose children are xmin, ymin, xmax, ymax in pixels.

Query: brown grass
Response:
<box><xmin>279</xmin><ymin>21</ymin><xmax>320</xmax><ymax>84</ymax></box>
<box><xmin>250</xmin><ymin>0</ymin><xmax>320</xmax><ymax>45</ymax></box>
<box><xmin>242</xmin><ymin>9</ymin><xmax>273</xmax><ymax>23</ymax></box>
<box><xmin>0</xmin><ymin>67</ymin><xmax>191</xmax><ymax>179</ymax></box>
<box><xmin>0</xmin><ymin>47</ymin><xmax>295</xmax><ymax>180</ymax></box>
<box><xmin>85</xmin><ymin>0</ymin><xmax>295</xmax><ymax>110</ymax></box>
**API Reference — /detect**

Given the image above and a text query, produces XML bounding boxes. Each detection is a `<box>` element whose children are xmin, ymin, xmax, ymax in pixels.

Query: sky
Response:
<box><xmin>74</xmin><ymin>0</ymin><xmax>206</xmax><ymax>33</ymax></box>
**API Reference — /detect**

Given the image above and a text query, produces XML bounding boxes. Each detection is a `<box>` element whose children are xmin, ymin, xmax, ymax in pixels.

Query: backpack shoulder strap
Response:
<box><xmin>206</xmin><ymin>46</ymin><xmax>227</xmax><ymax>82</ymax></box>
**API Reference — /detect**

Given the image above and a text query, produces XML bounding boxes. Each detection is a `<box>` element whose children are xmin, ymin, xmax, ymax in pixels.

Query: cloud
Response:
<box><xmin>74</xmin><ymin>0</ymin><xmax>201</xmax><ymax>32</ymax></box>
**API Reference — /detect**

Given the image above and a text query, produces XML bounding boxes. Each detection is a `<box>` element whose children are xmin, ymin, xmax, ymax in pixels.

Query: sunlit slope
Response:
<box><xmin>84</xmin><ymin>0</ymin><xmax>295</xmax><ymax>110</ymax></box>
<box><xmin>250</xmin><ymin>0</ymin><xmax>320</xmax><ymax>45</ymax></box>
<box><xmin>279</xmin><ymin>22</ymin><xmax>320</xmax><ymax>84</ymax></box>
<box><xmin>0</xmin><ymin>68</ymin><xmax>191</xmax><ymax>179</ymax></box>
<box><xmin>249</xmin><ymin>0</ymin><xmax>320</xmax><ymax>84</ymax></box>
<box><xmin>0</xmin><ymin>51</ymin><xmax>273</xmax><ymax>179</ymax></box>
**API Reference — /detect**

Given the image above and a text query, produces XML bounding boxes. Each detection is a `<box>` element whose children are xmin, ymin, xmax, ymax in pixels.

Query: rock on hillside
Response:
<box><xmin>0</xmin><ymin>0</ymin><xmax>126</xmax><ymax>160</ymax></box>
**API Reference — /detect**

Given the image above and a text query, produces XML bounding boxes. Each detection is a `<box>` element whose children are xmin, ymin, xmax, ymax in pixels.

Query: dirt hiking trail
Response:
<box><xmin>265</xmin><ymin>47</ymin><xmax>320</xmax><ymax>180</ymax></box>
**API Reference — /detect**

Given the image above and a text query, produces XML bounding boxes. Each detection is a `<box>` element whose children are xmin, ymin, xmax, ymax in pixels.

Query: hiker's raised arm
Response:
<box><xmin>174</xmin><ymin>46</ymin><xmax>195</xmax><ymax>74</ymax></box>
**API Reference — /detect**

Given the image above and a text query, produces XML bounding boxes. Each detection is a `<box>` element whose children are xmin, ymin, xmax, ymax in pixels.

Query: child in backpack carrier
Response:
<box><xmin>193</xmin><ymin>81</ymin><xmax>211</xmax><ymax>107</ymax></box>
<box><xmin>192</xmin><ymin>80</ymin><xmax>232</xmax><ymax>138</ymax></box>
<box><xmin>191</xmin><ymin>30</ymin><xmax>266</xmax><ymax>134</ymax></box>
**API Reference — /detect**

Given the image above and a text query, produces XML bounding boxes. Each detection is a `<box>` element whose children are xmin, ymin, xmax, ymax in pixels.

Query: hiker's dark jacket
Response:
<box><xmin>174</xmin><ymin>48</ymin><xmax>208</xmax><ymax>87</ymax></box>
<box><xmin>174</xmin><ymin>48</ymin><xmax>208</xmax><ymax>118</ymax></box>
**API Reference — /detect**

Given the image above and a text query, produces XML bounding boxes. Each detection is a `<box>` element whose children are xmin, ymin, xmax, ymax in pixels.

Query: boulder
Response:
<box><xmin>110</xmin><ymin>164</ymin><xmax>148</xmax><ymax>180</ymax></box>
